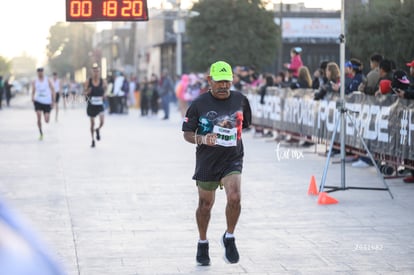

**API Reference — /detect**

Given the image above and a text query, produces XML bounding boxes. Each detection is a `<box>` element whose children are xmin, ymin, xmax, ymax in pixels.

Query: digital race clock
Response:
<box><xmin>66</xmin><ymin>0</ymin><xmax>149</xmax><ymax>22</ymax></box>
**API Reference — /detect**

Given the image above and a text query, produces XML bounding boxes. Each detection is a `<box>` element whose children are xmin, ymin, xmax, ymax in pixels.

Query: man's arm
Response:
<box><xmin>183</xmin><ymin>131</ymin><xmax>217</xmax><ymax>146</ymax></box>
<box><xmin>242</xmin><ymin>96</ymin><xmax>252</xmax><ymax>129</ymax></box>
<box><xmin>83</xmin><ymin>79</ymin><xmax>91</xmax><ymax>96</ymax></box>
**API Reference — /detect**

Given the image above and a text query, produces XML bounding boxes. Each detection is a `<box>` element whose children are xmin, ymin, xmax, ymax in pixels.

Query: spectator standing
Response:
<box><xmin>4</xmin><ymin>77</ymin><xmax>13</xmax><ymax>107</ymax></box>
<box><xmin>312</xmin><ymin>61</ymin><xmax>328</xmax><ymax>90</ymax></box>
<box><xmin>284</xmin><ymin>47</ymin><xmax>303</xmax><ymax>80</ymax></box>
<box><xmin>259</xmin><ymin>74</ymin><xmax>274</xmax><ymax>104</ymax></box>
<box><xmin>373</xmin><ymin>59</ymin><xmax>394</xmax><ymax>94</ymax></box>
<box><xmin>112</xmin><ymin>71</ymin><xmax>126</xmax><ymax>114</ymax></box>
<box><xmin>175</xmin><ymin>74</ymin><xmax>189</xmax><ymax>117</ymax></box>
<box><xmin>274</xmin><ymin>71</ymin><xmax>290</xmax><ymax>88</ymax></box>
<box><xmin>345</xmin><ymin>58</ymin><xmax>365</xmax><ymax>95</ymax></box>
<box><xmin>105</xmin><ymin>75</ymin><xmax>114</xmax><ymax>111</ymax></box>
<box><xmin>344</xmin><ymin>61</ymin><xmax>353</xmax><ymax>89</ymax></box>
<box><xmin>159</xmin><ymin>69</ymin><xmax>174</xmax><ymax>120</ymax></box>
<box><xmin>314</xmin><ymin>62</ymin><xmax>340</xmax><ymax>100</ymax></box>
<box><xmin>405</xmin><ymin>59</ymin><xmax>414</xmax><ymax>90</ymax></box>
<box><xmin>128</xmin><ymin>76</ymin><xmax>137</xmax><ymax>108</ymax></box>
<box><xmin>390</xmin><ymin>69</ymin><xmax>413</xmax><ymax>183</ymax></box>
<box><xmin>140</xmin><ymin>76</ymin><xmax>150</xmax><ymax>116</ymax></box>
<box><xmin>290</xmin><ymin>66</ymin><xmax>312</xmax><ymax>89</ymax></box>
<box><xmin>359</xmin><ymin>54</ymin><xmax>383</xmax><ymax>95</ymax></box>
<box><xmin>149</xmin><ymin>73</ymin><xmax>159</xmax><ymax>115</ymax></box>
<box><xmin>52</xmin><ymin>72</ymin><xmax>62</xmax><ymax>122</ymax></box>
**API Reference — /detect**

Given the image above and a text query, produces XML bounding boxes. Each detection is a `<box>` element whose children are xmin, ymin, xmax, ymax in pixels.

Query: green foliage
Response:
<box><xmin>0</xmin><ymin>56</ymin><xmax>11</xmax><ymax>76</ymax></box>
<box><xmin>186</xmin><ymin>0</ymin><xmax>280</xmax><ymax>72</ymax></box>
<box><xmin>347</xmin><ymin>1</ymin><xmax>414</xmax><ymax>70</ymax></box>
<box><xmin>47</xmin><ymin>23</ymin><xmax>95</xmax><ymax>78</ymax></box>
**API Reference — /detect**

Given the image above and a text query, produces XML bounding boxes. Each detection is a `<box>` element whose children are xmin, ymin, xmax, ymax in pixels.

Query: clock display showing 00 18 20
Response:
<box><xmin>66</xmin><ymin>0</ymin><xmax>149</xmax><ymax>21</ymax></box>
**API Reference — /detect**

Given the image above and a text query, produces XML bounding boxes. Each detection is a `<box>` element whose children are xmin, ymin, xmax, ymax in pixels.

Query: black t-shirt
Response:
<box><xmin>182</xmin><ymin>90</ymin><xmax>252</xmax><ymax>181</ymax></box>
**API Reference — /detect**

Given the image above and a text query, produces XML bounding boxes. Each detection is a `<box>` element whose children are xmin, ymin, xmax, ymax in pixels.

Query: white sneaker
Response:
<box><xmin>352</xmin><ymin>159</ymin><xmax>370</xmax><ymax>168</ymax></box>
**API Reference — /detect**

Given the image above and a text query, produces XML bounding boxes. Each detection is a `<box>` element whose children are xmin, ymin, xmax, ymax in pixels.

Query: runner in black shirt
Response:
<box><xmin>182</xmin><ymin>61</ymin><xmax>251</xmax><ymax>265</ymax></box>
<box><xmin>84</xmin><ymin>63</ymin><xmax>107</xmax><ymax>148</ymax></box>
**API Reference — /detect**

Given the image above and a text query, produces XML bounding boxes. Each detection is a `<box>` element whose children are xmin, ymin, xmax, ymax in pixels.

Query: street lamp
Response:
<box><xmin>168</xmin><ymin>0</ymin><xmax>199</xmax><ymax>76</ymax></box>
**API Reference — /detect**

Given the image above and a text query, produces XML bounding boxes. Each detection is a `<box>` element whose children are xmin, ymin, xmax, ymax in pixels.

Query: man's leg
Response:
<box><xmin>221</xmin><ymin>173</ymin><xmax>241</xmax><ymax>264</ymax></box>
<box><xmin>36</xmin><ymin>111</ymin><xmax>43</xmax><ymax>137</ymax></box>
<box><xmin>162</xmin><ymin>95</ymin><xmax>169</xmax><ymax>119</ymax></box>
<box><xmin>90</xmin><ymin>117</ymin><xmax>95</xmax><ymax>139</ymax></box>
<box><xmin>196</xmin><ymin>187</ymin><xmax>216</xmax><ymax>240</ymax></box>
<box><xmin>44</xmin><ymin>112</ymin><xmax>50</xmax><ymax>123</ymax></box>
<box><xmin>96</xmin><ymin>113</ymin><xmax>104</xmax><ymax>141</ymax></box>
<box><xmin>55</xmin><ymin>95</ymin><xmax>59</xmax><ymax>122</ymax></box>
<box><xmin>90</xmin><ymin>117</ymin><xmax>96</xmax><ymax>147</ymax></box>
<box><xmin>222</xmin><ymin>173</ymin><xmax>241</xmax><ymax>234</ymax></box>
<box><xmin>98</xmin><ymin>113</ymin><xmax>104</xmax><ymax>129</ymax></box>
<box><xmin>196</xmin><ymin>186</ymin><xmax>215</xmax><ymax>265</ymax></box>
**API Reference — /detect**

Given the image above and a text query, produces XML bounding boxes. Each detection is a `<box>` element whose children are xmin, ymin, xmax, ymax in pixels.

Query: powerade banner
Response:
<box><xmin>246</xmin><ymin>87</ymin><xmax>414</xmax><ymax>161</ymax></box>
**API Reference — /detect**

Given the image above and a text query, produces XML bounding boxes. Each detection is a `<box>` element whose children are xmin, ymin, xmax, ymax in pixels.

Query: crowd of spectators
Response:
<box><xmin>210</xmin><ymin>47</ymin><xmax>414</xmax><ymax>182</ymax></box>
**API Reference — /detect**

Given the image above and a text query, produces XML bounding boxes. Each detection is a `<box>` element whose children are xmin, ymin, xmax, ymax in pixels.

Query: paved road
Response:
<box><xmin>1</xmin><ymin>94</ymin><xmax>414</xmax><ymax>274</ymax></box>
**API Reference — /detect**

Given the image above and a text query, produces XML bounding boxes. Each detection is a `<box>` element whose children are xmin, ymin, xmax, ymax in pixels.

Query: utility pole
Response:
<box><xmin>174</xmin><ymin>0</ymin><xmax>184</xmax><ymax>77</ymax></box>
<box><xmin>277</xmin><ymin>0</ymin><xmax>283</xmax><ymax>73</ymax></box>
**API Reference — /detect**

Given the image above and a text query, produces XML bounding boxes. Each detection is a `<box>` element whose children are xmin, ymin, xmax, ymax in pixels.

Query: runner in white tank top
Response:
<box><xmin>31</xmin><ymin>68</ymin><xmax>56</xmax><ymax>140</ymax></box>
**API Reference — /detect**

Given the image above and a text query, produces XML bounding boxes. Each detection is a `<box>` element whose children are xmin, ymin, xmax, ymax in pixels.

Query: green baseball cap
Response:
<box><xmin>210</xmin><ymin>61</ymin><xmax>233</xmax><ymax>82</ymax></box>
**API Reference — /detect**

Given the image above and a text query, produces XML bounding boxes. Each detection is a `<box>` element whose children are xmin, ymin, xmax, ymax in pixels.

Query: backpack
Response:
<box><xmin>121</xmin><ymin>78</ymin><xmax>129</xmax><ymax>94</ymax></box>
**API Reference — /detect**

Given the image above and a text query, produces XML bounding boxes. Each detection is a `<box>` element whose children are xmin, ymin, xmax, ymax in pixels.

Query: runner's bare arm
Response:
<box><xmin>83</xmin><ymin>81</ymin><xmax>90</xmax><ymax>95</ymax></box>
<box><xmin>183</xmin><ymin>131</ymin><xmax>217</xmax><ymax>146</ymax></box>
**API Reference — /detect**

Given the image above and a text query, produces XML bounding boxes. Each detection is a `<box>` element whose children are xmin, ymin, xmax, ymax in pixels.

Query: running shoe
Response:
<box><xmin>39</xmin><ymin>134</ymin><xmax>43</xmax><ymax>141</ymax></box>
<box><xmin>91</xmin><ymin>140</ymin><xmax>95</xmax><ymax>148</ymax></box>
<box><xmin>222</xmin><ymin>233</ymin><xmax>239</xmax><ymax>264</ymax></box>
<box><xmin>95</xmin><ymin>129</ymin><xmax>100</xmax><ymax>141</ymax></box>
<box><xmin>196</xmin><ymin>242</ymin><xmax>210</xmax><ymax>266</ymax></box>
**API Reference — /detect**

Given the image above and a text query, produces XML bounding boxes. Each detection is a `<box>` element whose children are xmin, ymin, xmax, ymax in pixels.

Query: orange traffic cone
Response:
<box><xmin>317</xmin><ymin>192</ymin><xmax>338</xmax><ymax>205</ymax></box>
<box><xmin>307</xmin><ymin>175</ymin><xmax>319</xmax><ymax>195</ymax></box>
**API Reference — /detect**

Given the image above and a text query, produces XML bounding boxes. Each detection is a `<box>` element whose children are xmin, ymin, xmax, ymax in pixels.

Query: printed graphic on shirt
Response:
<box><xmin>198</xmin><ymin>111</ymin><xmax>243</xmax><ymax>147</ymax></box>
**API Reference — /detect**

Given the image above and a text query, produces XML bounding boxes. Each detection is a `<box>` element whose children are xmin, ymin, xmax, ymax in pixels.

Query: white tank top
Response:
<box><xmin>34</xmin><ymin>77</ymin><xmax>52</xmax><ymax>104</ymax></box>
<box><xmin>53</xmin><ymin>78</ymin><xmax>60</xmax><ymax>93</ymax></box>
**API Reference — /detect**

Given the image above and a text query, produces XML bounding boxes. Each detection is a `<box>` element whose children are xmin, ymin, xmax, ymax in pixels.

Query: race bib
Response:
<box><xmin>213</xmin><ymin>125</ymin><xmax>237</xmax><ymax>147</ymax></box>
<box><xmin>37</xmin><ymin>88</ymin><xmax>47</xmax><ymax>97</ymax></box>
<box><xmin>90</xmin><ymin>96</ymin><xmax>103</xmax><ymax>105</ymax></box>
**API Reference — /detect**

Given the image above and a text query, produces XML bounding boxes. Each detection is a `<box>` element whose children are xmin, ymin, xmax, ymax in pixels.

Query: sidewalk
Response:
<box><xmin>0</xmin><ymin>94</ymin><xmax>414</xmax><ymax>274</ymax></box>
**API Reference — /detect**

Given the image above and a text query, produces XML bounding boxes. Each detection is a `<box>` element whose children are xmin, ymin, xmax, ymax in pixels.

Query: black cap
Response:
<box><xmin>392</xmin><ymin>70</ymin><xmax>410</xmax><ymax>90</ymax></box>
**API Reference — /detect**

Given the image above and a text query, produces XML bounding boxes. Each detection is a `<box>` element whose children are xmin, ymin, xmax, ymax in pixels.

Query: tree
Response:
<box><xmin>347</xmin><ymin>0</ymin><xmax>414</xmax><ymax>70</ymax></box>
<box><xmin>47</xmin><ymin>22</ymin><xmax>95</xmax><ymax>78</ymax></box>
<box><xmin>0</xmin><ymin>56</ymin><xmax>11</xmax><ymax>76</ymax></box>
<box><xmin>186</xmin><ymin>0</ymin><xmax>280</xmax><ymax>72</ymax></box>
